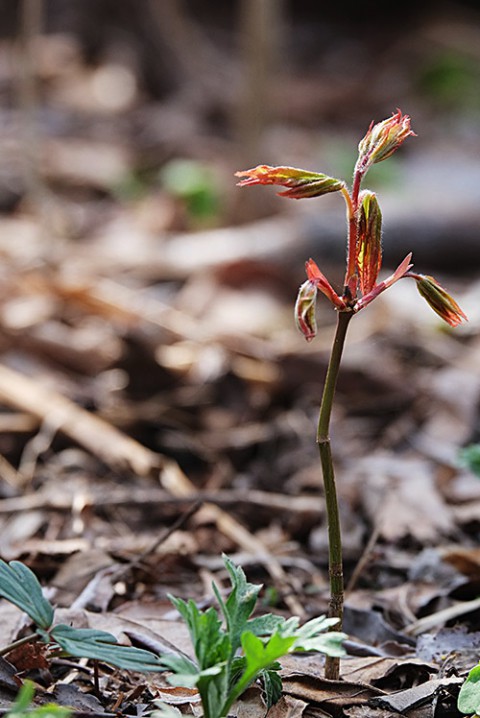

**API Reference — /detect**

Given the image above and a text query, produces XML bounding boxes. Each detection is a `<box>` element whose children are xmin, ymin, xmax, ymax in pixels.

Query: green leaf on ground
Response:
<box><xmin>0</xmin><ymin>561</ymin><xmax>54</xmax><ymax>630</ymax></box>
<box><xmin>50</xmin><ymin>625</ymin><xmax>164</xmax><ymax>672</ymax></box>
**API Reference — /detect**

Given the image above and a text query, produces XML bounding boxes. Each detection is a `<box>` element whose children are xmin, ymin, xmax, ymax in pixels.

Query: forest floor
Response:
<box><xmin>0</xmin><ymin>5</ymin><xmax>480</xmax><ymax>718</ymax></box>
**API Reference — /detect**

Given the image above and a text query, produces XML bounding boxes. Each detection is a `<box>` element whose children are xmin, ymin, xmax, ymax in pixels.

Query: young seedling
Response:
<box><xmin>236</xmin><ymin>111</ymin><xmax>467</xmax><ymax>679</ymax></box>
<box><xmin>158</xmin><ymin>554</ymin><xmax>345</xmax><ymax>718</ymax></box>
<box><xmin>0</xmin><ymin>559</ymin><xmax>165</xmax><ymax>673</ymax></box>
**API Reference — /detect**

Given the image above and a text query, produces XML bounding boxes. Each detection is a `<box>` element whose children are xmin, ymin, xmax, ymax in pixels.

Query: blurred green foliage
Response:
<box><xmin>459</xmin><ymin>443</ymin><xmax>480</xmax><ymax>477</ymax></box>
<box><xmin>417</xmin><ymin>51</ymin><xmax>480</xmax><ymax>109</ymax></box>
<box><xmin>6</xmin><ymin>682</ymin><xmax>71</xmax><ymax>718</ymax></box>
<box><xmin>159</xmin><ymin>159</ymin><xmax>220</xmax><ymax>226</ymax></box>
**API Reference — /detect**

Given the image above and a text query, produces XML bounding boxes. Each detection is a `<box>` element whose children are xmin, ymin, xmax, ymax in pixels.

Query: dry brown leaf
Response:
<box><xmin>356</xmin><ymin>453</ymin><xmax>454</xmax><ymax>542</ymax></box>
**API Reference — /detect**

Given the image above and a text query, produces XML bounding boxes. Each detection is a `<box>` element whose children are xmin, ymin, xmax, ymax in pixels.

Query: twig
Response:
<box><xmin>161</xmin><ymin>460</ymin><xmax>305</xmax><ymax>616</ymax></box>
<box><xmin>345</xmin><ymin>522</ymin><xmax>382</xmax><ymax>594</ymax></box>
<box><xmin>113</xmin><ymin>499</ymin><xmax>204</xmax><ymax>580</ymax></box>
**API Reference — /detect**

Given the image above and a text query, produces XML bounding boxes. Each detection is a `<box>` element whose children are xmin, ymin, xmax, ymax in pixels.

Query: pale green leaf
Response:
<box><xmin>50</xmin><ymin>624</ymin><xmax>164</xmax><ymax>672</ymax></box>
<box><xmin>458</xmin><ymin>664</ymin><xmax>480</xmax><ymax>715</ymax></box>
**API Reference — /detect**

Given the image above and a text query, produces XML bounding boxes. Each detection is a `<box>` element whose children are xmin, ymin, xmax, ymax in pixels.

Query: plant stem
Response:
<box><xmin>316</xmin><ymin>309</ymin><xmax>352</xmax><ymax>680</ymax></box>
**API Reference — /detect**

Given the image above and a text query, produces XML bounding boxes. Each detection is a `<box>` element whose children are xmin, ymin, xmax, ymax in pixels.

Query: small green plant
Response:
<box><xmin>159</xmin><ymin>554</ymin><xmax>346</xmax><ymax>718</ymax></box>
<box><xmin>458</xmin><ymin>662</ymin><xmax>480</xmax><ymax>717</ymax></box>
<box><xmin>0</xmin><ymin>559</ymin><xmax>164</xmax><ymax>672</ymax></box>
<box><xmin>236</xmin><ymin>110</ymin><xmax>467</xmax><ymax>678</ymax></box>
<box><xmin>5</xmin><ymin>681</ymin><xmax>71</xmax><ymax>718</ymax></box>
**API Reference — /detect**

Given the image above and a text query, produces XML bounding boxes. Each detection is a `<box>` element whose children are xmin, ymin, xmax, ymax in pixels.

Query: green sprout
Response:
<box><xmin>158</xmin><ymin>554</ymin><xmax>346</xmax><ymax>718</ymax></box>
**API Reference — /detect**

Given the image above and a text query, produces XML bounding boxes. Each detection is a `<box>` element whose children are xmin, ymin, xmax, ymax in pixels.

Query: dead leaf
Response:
<box><xmin>369</xmin><ymin>676</ymin><xmax>463</xmax><ymax>712</ymax></box>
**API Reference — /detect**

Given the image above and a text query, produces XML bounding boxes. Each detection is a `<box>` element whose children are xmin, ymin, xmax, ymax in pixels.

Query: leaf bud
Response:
<box><xmin>235</xmin><ymin>165</ymin><xmax>345</xmax><ymax>199</ymax></box>
<box><xmin>355</xmin><ymin>110</ymin><xmax>415</xmax><ymax>175</ymax></box>
<box><xmin>295</xmin><ymin>280</ymin><xmax>318</xmax><ymax>341</ymax></box>
<box><xmin>356</xmin><ymin>191</ymin><xmax>382</xmax><ymax>295</ymax></box>
<box><xmin>414</xmin><ymin>275</ymin><xmax>467</xmax><ymax>327</ymax></box>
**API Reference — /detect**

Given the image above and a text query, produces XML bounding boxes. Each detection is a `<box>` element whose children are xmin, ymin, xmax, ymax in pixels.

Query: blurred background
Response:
<box><xmin>1</xmin><ymin>0</ymin><xmax>479</xmax><ymax>264</ymax></box>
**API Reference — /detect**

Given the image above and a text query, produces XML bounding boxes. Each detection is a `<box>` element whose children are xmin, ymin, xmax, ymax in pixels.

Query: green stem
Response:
<box><xmin>316</xmin><ymin>310</ymin><xmax>352</xmax><ymax>680</ymax></box>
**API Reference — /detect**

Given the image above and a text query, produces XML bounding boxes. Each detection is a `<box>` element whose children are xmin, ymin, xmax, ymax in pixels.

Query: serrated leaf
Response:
<box><xmin>294</xmin><ymin>631</ymin><xmax>346</xmax><ymax>657</ymax></box>
<box><xmin>50</xmin><ymin>624</ymin><xmax>164</xmax><ymax>672</ymax></box>
<box><xmin>243</xmin><ymin>631</ymin><xmax>296</xmax><ymax>670</ymax></box>
<box><xmin>214</xmin><ymin>555</ymin><xmax>262</xmax><ymax>654</ymax></box>
<box><xmin>246</xmin><ymin>613</ymin><xmax>285</xmax><ymax>637</ymax></box>
<box><xmin>458</xmin><ymin>664</ymin><xmax>480</xmax><ymax>715</ymax></box>
<box><xmin>0</xmin><ymin>561</ymin><xmax>54</xmax><ymax>630</ymax></box>
<box><xmin>168</xmin><ymin>596</ymin><xmax>230</xmax><ymax>670</ymax></box>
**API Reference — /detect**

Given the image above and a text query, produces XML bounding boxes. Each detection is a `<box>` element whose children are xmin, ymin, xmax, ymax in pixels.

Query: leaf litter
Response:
<box><xmin>0</xmin><ymin>6</ymin><xmax>479</xmax><ymax>718</ymax></box>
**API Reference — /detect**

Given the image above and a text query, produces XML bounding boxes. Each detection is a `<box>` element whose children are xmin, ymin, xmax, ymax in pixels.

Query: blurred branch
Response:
<box><xmin>146</xmin><ymin>0</ymin><xmax>227</xmax><ymax>99</ymax></box>
<box><xmin>236</xmin><ymin>0</ymin><xmax>284</xmax><ymax>161</ymax></box>
<box><xmin>16</xmin><ymin>0</ymin><xmax>67</xmax><ymax>250</ymax></box>
<box><xmin>16</xmin><ymin>0</ymin><xmax>44</xmax><ymax>211</ymax></box>
<box><xmin>232</xmin><ymin>0</ymin><xmax>286</xmax><ymax>221</ymax></box>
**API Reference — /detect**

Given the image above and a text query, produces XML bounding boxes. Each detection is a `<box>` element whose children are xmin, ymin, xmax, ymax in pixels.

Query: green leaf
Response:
<box><xmin>213</xmin><ymin>555</ymin><xmax>262</xmax><ymax>654</ymax></box>
<box><xmin>458</xmin><ymin>664</ymin><xmax>480</xmax><ymax>715</ymax></box>
<box><xmin>242</xmin><ymin>631</ymin><xmax>296</xmax><ymax>671</ymax></box>
<box><xmin>291</xmin><ymin>615</ymin><xmax>347</xmax><ymax>657</ymax></box>
<box><xmin>50</xmin><ymin>625</ymin><xmax>164</xmax><ymax>672</ymax></box>
<box><xmin>0</xmin><ymin>561</ymin><xmax>54</xmax><ymax>630</ymax></box>
<box><xmin>246</xmin><ymin>613</ymin><xmax>286</xmax><ymax>636</ymax></box>
<box><xmin>159</xmin><ymin>654</ymin><xmax>199</xmax><ymax>677</ymax></box>
<box><xmin>6</xmin><ymin>681</ymin><xmax>36</xmax><ymax>715</ymax></box>
<box><xmin>167</xmin><ymin>664</ymin><xmax>224</xmax><ymax>690</ymax></box>
<box><xmin>6</xmin><ymin>681</ymin><xmax>71</xmax><ymax>718</ymax></box>
<box><xmin>168</xmin><ymin>596</ymin><xmax>230</xmax><ymax>670</ymax></box>
<box><xmin>259</xmin><ymin>666</ymin><xmax>283</xmax><ymax>709</ymax></box>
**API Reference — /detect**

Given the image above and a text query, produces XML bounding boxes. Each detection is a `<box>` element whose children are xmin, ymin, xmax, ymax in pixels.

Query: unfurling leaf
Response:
<box><xmin>294</xmin><ymin>280</ymin><xmax>318</xmax><ymax>341</ymax></box>
<box><xmin>356</xmin><ymin>191</ymin><xmax>382</xmax><ymax>295</ymax></box>
<box><xmin>235</xmin><ymin>165</ymin><xmax>345</xmax><ymax>199</ymax></box>
<box><xmin>356</xmin><ymin>109</ymin><xmax>415</xmax><ymax>175</ymax></box>
<box><xmin>212</xmin><ymin>554</ymin><xmax>262</xmax><ymax>654</ymax></box>
<box><xmin>414</xmin><ymin>274</ymin><xmax>467</xmax><ymax>327</ymax></box>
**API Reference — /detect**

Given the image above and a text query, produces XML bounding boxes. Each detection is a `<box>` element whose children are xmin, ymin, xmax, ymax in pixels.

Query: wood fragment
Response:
<box><xmin>0</xmin><ymin>363</ymin><xmax>159</xmax><ymax>475</ymax></box>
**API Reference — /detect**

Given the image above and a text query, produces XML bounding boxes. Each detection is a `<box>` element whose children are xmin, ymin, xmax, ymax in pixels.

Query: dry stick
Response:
<box><xmin>346</xmin><ymin>485</ymin><xmax>390</xmax><ymax>594</ymax></box>
<box><xmin>0</xmin><ymin>363</ymin><xmax>304</xmax><ymax>614</ymax></box>
<box><xmin>17</xmin><ymin>0</ymin><xmax>44</xmax><ymax>209</ymax></box>
<box><xmin>0</xmin><ymin>364</ymin><xmax>159</xmax><ymax>477</ymax></box>
<box><xmin>0</xmin><ymin>488</ymin><xmax>321</xmax><ymax>515</ymax></box>
<box><xmin>113</xmin><ymin>499</ymin><xmax>204</xmax><ymax>580</ymax></box>
<box><xmin>316</xmin><ymin>310</ymin><xmax>353</xmax><ymax>681</ymax></box>
<box><xmin>345</xmin><ymin>522</ymin><xmax>382</xmax><ymax>595</ymax></box>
